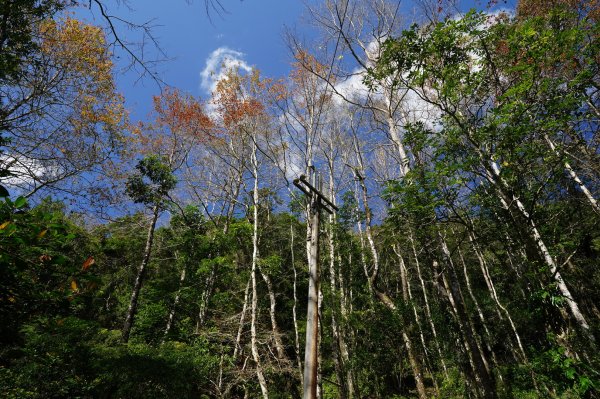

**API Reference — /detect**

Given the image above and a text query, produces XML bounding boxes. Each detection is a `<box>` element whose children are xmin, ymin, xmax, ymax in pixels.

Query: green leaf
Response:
<box><xmin>14</xmin><ymin>196</ymin><xmax>27</xmax><ymax>209</ymax></box>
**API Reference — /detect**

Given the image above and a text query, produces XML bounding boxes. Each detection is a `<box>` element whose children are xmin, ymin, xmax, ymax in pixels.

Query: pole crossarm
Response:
<box><xmin>293</xmin><ymin>174</ymin><xmax>339</xmax><ymax>214</ymax></box>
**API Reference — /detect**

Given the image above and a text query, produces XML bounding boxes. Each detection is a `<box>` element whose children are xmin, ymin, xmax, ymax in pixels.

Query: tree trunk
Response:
<box><xmin>438</xmin><ymin>236</ymin><xmax>497</xmax><ymax>399</ymax></box>
<box><xmin>251</xmin><ymin>140</ymin><xmax>269</xmax><ymax>399</ymax></box>
<box><xmin>233</xmin><ymin>279</ymin><xmax>251</xmax><ymax>361</ymax></box>
<box><xmin>487</xmin><ymin>161</ymin><xmax>595</xmax><ymax>344</ymax></box>
<box><xmin>337</xmin><ymin>241</ymin><xmax>355</xmax><ymax>398</ymax></box>
<box><xmin>291</xmin><ymin>223</ymin><xmax>304</xmax><ymax>384</ymax></box>
<box><xmin>545</xmin><ymin>134</ymin><xmax>599</xmax><ymax>214</ymax></box>
<box><xmin>408</xmin><ymin>232</ymin><xmax>448</xmax><ymax>378</ymax></box>
<box><xmin>259</xmin><ymin>269</ymin><xmax>287</xmax><ymax>362</ymax></box>
<box><xmin>162</xmin><ymin>258</ymin><xmax>186</xmax><ymax>342</ymax></box>
<box><xmin>353</xmin><ymin>143</ymin><xmax>427</xmax><ymax>399</ymax></box>
<box><xmin>456</xmin><ymin>243</ymin><xmax>503</xmax><ymax>382</ymax></box>
<box><xmin>467</xmin><ymin>230</ymin><xmax>526</xmax><ymax>360</ymax></box>
<box><xmin>195</xmin><ymin>266</ymin><xmax>216</xmax><ymax>333</ymax></box>
<box><xmin>122</xmin><ymin>204</ymin><xmax>160</xmax><ymax>343</ymax></box>
<box><xmin>395</xmin><ymin>244</ymin><xmax>440</xmax><ymax>394</ymax></box>
<box><xmin>326</xmin><ymin>170</ymin><xmax>349</xmax><ymax>399</ymax></box>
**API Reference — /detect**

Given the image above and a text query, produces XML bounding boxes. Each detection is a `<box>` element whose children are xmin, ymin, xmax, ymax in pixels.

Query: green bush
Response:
<box><xmin>1</xmin><ymin>316</ymin><xmax>221</xmax><ymax>398</ymax></box>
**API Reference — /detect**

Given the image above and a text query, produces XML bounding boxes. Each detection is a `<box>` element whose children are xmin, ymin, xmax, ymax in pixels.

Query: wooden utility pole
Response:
<box><xmin>294</xmin><ymin>169</ymin><xmax>338</xmax><ymax>399</ymax></box>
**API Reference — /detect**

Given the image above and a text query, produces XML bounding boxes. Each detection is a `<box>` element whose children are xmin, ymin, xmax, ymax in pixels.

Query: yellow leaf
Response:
<box><xmin>0</xmin><ymin>221</ymin><xmax>10</xmax><ymax>230</ymax></box>
<box><xmin>38</xmin><ymin>229</ymin><xmax>48</xmax><ymax>239</ymax></box>
<box><xmin>8</xmin><ymin>296</ymin><xmax>16</xmax><ymax>303</ymax></box>
<box><xmin>70</xmin><ymin>280</ymin><xmax>78</xmax><ymax>292</ymax></box>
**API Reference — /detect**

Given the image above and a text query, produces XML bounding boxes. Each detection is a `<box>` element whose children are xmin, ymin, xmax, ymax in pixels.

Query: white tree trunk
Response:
<box><xmin>545</xmin><ymin>134</ymin><xmax>599</xmax><ymax>214</ymax></box>
<box><xmin>233</xmin><ymin>279</ymin><xmax>251</xmax><ymax>361</ymax></box>
<box><xmin>251</xmin><ymin>141</ymin><xmax>269</xmax><ymax>399</ymax></box>
<box><xmin>438</xmin><ymin>237</ymin><xmax>496</xmax><ymax>399</ymax></box>
<box><xmin>291</xmin><ymin>223</ymin><xmax>304</xmax><ymax>383</ymax></box>
<box><xmin>122</xmin><ymin>204</ymin><xmax>160</xmax><ymax>343</ymax></box>
<box><xmin>467</xmin><ymin>231</ymin><xmax>526</xmax><ymax>360</ymax></box>
<box><xmin>408</xmin><ymin>233</ymin><xmax>448</xmax><ymax>378</ymax></box>
<box><xmin>259</xmin><ymin>269</ymin><xmax>287</xmax><ymax>362</ymax></box>
<box><xmin>456</xmin><ymin>244</ymin><xmax>503</xmax><ymax>382</ymax></box>
<box><xmin>325</xmin><ymin>162</ymin><xmax>353</xmax><ymax>398</ymax></box>
<box><xmin>488</xmin><ymin>161</ymin><xmax>595</xmax><ymax>343</ymax></box>
<box><xmin>163</xmin><ymin>260</ymin><xmax>186</xmax><ymax>342</ymax></box>
<box><xmin>353</xmin><ymin>153</ymin><xmax>427</xmax><ymax>399</ymax></box>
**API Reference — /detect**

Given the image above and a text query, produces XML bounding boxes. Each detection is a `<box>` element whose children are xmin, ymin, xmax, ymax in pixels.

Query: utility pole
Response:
<box><xmin>294</xmin><ymin>168</ymin><xmax>338</xmax><ymax>399</ymax></box>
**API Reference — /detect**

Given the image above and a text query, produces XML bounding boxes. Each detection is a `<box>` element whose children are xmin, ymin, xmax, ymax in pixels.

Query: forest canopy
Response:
<box><xmin>0</xmin><ymin>0</ymin><xmax>599</xmax><ymax>398</ymax></box>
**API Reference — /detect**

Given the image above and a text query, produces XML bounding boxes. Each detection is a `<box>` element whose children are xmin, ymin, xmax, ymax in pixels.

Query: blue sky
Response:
<box><xmin>76</xmin><ymin>0</ymin><xmax>515</xmax><ymax>123</ymax></box>
<box><xmin>78</xmin><ymin>0</ymin><xmax>306</xmax><ymax>122</ymax></box>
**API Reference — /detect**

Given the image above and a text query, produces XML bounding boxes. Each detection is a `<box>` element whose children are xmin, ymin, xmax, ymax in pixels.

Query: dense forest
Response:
<box><xmin>1</xmin><ymin>0</ymin><xmax>599</xmax><ymax>398</ymax></box>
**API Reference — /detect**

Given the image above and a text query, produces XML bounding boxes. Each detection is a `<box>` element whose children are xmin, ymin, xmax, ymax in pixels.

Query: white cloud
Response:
<box><xmin>402</xmin><ymin>88</ymin><xmax>442</xmax><ymax>132</ymax></box>
<box><xmin>333</xmin><ymin>69</ymin><xmax>371</xmax><ymax>105</ymax></box>
<box><xmin>0</xmin><ymin>154</ymin><xmax>50</xmax><ymax>193</ymax></box>
<box><xmin>200</xmin><ymin>47</ymin><xmax>252</xmax><ymax>95</ymax></box>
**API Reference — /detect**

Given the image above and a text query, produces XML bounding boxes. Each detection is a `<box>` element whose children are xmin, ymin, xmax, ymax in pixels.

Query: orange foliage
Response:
<box><xmin>268</xmin><ymin>79</ymin><xmax>289</xmax><ymax>102</ymax></box>
<box><xmin>39</xmin><ymin>17</ymin><xmax>126</xmax><ymax>139</ymax></box>
<box><xmin>291</xmin><ymin>50</ymin><xmax>329</xmax><ymax>82</ymax></box>
<box><xmin>130</xmin><ymin>89</ymin><xmax>213</xmax><ymax>162</ymax></box>
<box><xmin>153</xmin><ymin>88</ymin><xmax>213</xmax><ymax>140</ymax></box>
<box><xmin>40</xmin><ymin>18</ymin><xmax>112</xmax><ymax>85</ymax></box>
<box><xmin>213</xmin><ymin>69</ymin><xmax>267</xmax><ymax>132</ymax></box>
